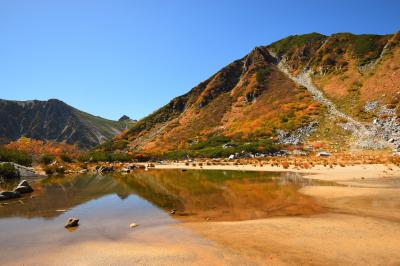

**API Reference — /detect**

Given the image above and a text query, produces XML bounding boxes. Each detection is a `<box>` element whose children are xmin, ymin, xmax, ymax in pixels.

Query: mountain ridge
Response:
<box><xmin>0</xmin><ymin>98</ymin><xmax>130</xmax><ymax>148</ymax></box>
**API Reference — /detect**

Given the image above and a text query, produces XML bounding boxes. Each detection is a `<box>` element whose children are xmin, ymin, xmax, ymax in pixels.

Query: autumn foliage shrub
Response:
<box><xmin>5</xmin><ymin>137</ymin><xmax>81</xmax><ymax>162</ymax></box>
<box><xmin>78</xmin><ymin>151</ymin><xmax>133</xmax><ymax>163</ymax></box>
<box><xmin>40</xmin><ymin>154</ymin><xmax>55</xmax><ymax>165</ymax></box>
<box><xmin>0</xmin><ymin>147</ymin><xmax>32</xmax><ymax>166</ymax></box>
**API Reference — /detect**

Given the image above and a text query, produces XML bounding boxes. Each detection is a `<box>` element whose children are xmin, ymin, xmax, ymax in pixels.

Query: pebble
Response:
<box><xmin>129</xmin><ymin>223</ymin><xmax>139</xmax><ymax>228</ymax></box>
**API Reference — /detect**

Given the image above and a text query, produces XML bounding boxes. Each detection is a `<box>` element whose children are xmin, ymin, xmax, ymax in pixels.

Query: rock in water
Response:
<box><xmin>0</xmin><ymin>191</ymin><xmax>21</xmax><ymax>201</ymax></box>
<box><xmin>65</xmin><ymin>218</ymin><xmax>79</xmax><ymax>228</ymax></box>
<box><xmin>13</xmin><ymin>180</ymin><xmax>34</xmax><ymax>194</ymax></box>
<box><xmin>129</xmin><ymin>223</ymin><xmax>139</xmax><ymax>228</ymax></box>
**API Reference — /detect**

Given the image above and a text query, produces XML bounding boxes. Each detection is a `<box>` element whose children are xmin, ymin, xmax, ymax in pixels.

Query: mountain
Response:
<box><xmin>118</xmin><ymin>115</ymin><xmax>137</xmax><ymax>124</ymax></box>
<box><xmin>105</xmin><ymin>32</ymin><xmax>400</xmax><ymax>155</ymax></box>
<box><xmin>0</xmin><ymin>99</ymin><xmax>128</xmax><ymax>148</ymax></box>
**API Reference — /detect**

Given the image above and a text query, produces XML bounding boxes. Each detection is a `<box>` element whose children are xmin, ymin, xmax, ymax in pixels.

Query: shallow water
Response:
<box><xmin>0</xmin><ymin>169</ymin><xmax>323</xmax><ymax>265</ymax></box>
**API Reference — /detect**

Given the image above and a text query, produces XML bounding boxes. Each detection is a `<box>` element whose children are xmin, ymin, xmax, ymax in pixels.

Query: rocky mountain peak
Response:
<box><xmin>118</xmin><ymin>115</ymin><xmax>131</xmax><ymax>122</ymax></box>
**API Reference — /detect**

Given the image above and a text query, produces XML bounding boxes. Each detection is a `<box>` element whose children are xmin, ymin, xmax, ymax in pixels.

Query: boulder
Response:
<box><xmin>127</xmin><ymin>164</ymin><xmax>137</xmax><ymax>170</ymax></box>
<box><xmin>97</xmin><ymin>166</ymin><xmax>114</xmax><ymax>173</ymax></box>
<box><xmin>13</xmin><ymin>180</ymin><xmax>34</xmax><ymax>194</ymax></box>
<box><xmin>0</xmin><ymin>191</ymin><xmax>21</xmax><ymax>201</ymax></box>
<box><xmin>65</xmin><ymin>218</ymin><xmax>79</xmax><ymax>228</ymax></box>
<box><xmin>120</xmin><ymin>168</ymin><xmax>130</xmax><ymax>173</ymax></box>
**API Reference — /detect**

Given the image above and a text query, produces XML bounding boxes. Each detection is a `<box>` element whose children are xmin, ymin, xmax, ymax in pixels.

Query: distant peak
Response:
<box><xmin>118</xmin><ymin>115</ymin><xmax>131</xmax><ymax>121</ymax></box>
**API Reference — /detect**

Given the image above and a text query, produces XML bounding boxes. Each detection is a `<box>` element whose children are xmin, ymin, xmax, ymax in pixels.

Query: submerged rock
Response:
<box><xmin>65</xmin><ymin>218</ymin><xmax>79</xmax><ymax>228</ymax></box>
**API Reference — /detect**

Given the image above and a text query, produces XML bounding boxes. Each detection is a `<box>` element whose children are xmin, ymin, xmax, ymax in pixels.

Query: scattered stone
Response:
<box><xmin>379</xmin><ymin>105</ymin><xmax>396</xmax><ymax>116</ymax></box>
<box><xmin>317</xmin><ymin>151</ymin><xmax>331</xmax><ymax>157</ymax></box>
<box><xmin>65</xmin><ymin>218</ymin><xmax>79</xmax><ymax>228</ymax></box>
<box><xmin>127</xmin><ymin>164</ymin><xmax>137</xmax><ymax>170</ymax></box>
<box><xmin>120</xmin><ymin>168</ymin><xmax>130</xmax><ymax>173</ymax></box>
<box><xmin>364</xmin><ymin>101</ymin><xmax>379</xmax><ymax>112</ymax></box>
<box><xmin>274</xmin><ymin>56</ymin><xmax>398</xmax><ymax>152</ymax></box>
<box><xmin>277</xmin><ymin>121</ymin><xmax>318</xmax><ymax>145</ymax></box>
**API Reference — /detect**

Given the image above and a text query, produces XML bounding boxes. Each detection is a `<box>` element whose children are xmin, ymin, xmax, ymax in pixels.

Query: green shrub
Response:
<box><xmin>0</xmin><ymin>147</ymin><xmax>32</xmax><ymax>166</ymax></box>
<box><xmin>269</xmin><ymin>33</ymin><xmax>326</xmax><ymax>55</ymax></box>
<box><xmin>0</xmin><ymin>163</ymin><xmax>19</xmax><ymax>179</ymax></box>
<box><xmin>172</xmin><ymin>137</ymin><xmax>280</xmax><ymax>159</ymax></box>
<box><xmin>60</xmin><ymin>153</ymin><xmax>73</xmax><ymax>163</ymax></box>
<box><xmin>40</xmin><ymin>154</ymin><xmax>55</xmax><ymax>165</ymax></box>
<box><xmin>78</xmin><ymin>151</ymin><xmax>133</xmax><ymax>162</ymax></box>
<box><xmin>190</xmin><ymin>135</ymin><xmax>230</xmax><ymax>150</ymax></box>
<box><xmin>163</xmin><ymin>150</ymin><xmax>190</xmax><ymax>160</ymax></box>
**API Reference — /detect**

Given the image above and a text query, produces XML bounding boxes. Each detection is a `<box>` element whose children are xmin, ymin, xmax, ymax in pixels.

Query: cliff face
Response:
<box><xmin>0</xmin><ymin>99</ymin><xmax>127</xmax><ymax>148</ymax></box>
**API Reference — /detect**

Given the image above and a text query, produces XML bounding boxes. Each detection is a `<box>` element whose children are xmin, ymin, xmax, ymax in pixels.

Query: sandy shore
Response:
<box><xmin>6</xmin><ymin>224</ymin><xmax>261</xmax><ymax>266</ymax></box>
<box><xmin>154</xmin><ymin>162</ymin><xmax>400</xmax><ymax>265</ymax></box>
<box><xmin>154</xmin><ymin>162</ymin><xmax>400</xmax><ymax>181</ymax></box>
<box><xmin>186</xmin><ymin>213</ymin><xmax>400</xmax><ymax>265</ymax></box>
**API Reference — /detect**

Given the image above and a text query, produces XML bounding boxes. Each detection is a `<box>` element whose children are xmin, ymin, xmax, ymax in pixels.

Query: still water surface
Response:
<box><xmin>0</xmin><ymin>169</ymin><xmax>323</xmax><ymax>265</ymax></box>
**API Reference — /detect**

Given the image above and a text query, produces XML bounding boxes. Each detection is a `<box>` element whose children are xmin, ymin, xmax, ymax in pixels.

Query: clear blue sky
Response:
<box><xmin>0</xmin><ymin>0</ymin><xmax>399</xmax><ymax>120</ymax></box>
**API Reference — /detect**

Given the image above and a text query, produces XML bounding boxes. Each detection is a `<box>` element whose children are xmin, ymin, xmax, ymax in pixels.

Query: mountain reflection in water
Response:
<box><xmin>0</xmin><ymin>169</ymin><xmax>322</xmax><ymax>221</ymax></box>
